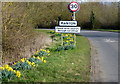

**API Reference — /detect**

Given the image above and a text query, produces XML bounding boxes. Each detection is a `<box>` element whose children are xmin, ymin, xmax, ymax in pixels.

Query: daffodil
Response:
<box><xmin>32</xmin><ymin>64</ymin><xmax>35</xmax><ymax>67</ymax></box>
<box><xmin>43</xmin><ymin>60</ymin><xmax>47</xmax><ymax>63</ymax></box>
<box><xmin>0</xmin><ymin>67</ymin><xmax>5</xmax><ymax>70</ymax></box>
<box><xmin>40</xmin><ymin>49</ymin><xmax>43</xmax><ymax>51</ymax></box>
<box><xmin>37</xmin><ymin>57</ymin><xmax>41</xmax><ymax>60</ymax></box>
<box><xmin>36</xmin><ymin>51</ymin><xmax>39</xmax><ymax>53</ymax></box>
<box><xmin>26</xmin><ymin>60</ymin><xmax>31</xmax><ymax>65</ymax></box>
<box><xmin>47</xmin><ymin>50</ymin><xmax>50</xmax><ymax>53</ymax></box>
<box><xmin>16</xmin><ymin>71</ymin><xmax>21</xmax><ymax>78</ymax></box>
<box><xmin>7</xmin><ymin>67</ymin><xmax>13</xmax><ymax>71</ymax></box>
<box><xmin>3</xmin><ymin>64</ymin><xmax>9</xmax><ymax>69</ymax></box>
<box><xmin>31</xmin><ymin>62</ymin><xmax>35</xmax><ymax>65</ymax></box>
<box><xmin>65</xmin><ymin>34</ymin><xmax>68</xmax><ymax>36</ymax></box>
<box><xmin>13</xmin><ymin>62</ymin><xmax>16</xmax><ymax>65</ymax></box>
<box><xmin>66</xmin><ymin>41</ymin><xmax>69</xmax><ymax>42</ymax></box>
<box><xmin>20</xmin><ymin>59</ymin><xmax>25</xmax><ymax>63</ymax></box>
<box><xmin>33</xmin><ymin>56</ymin><xmax>36</xmax><ymax>58</ymax></box>
<box><xmin>20</xmin><ymin>58</ymin><xmax>26</xmax><ymax>63</ymax></box>
<box><xmin>41</xmin><ymin>57</ymin><xmax>44</xmax><ymax>61</ymax></box>
<box><xmin>13</xmin><ymin>70</ymin><xmax>16</xmax><ymax>73</ymax></box>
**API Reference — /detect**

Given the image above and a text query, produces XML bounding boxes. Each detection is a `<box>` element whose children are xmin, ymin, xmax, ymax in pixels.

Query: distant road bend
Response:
<box><xmin>80</xmin><ymin>30</ymin><xmax>118</xmax><ymax>82</ymax></box>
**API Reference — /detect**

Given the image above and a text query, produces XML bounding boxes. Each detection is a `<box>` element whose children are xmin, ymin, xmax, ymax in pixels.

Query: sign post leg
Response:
<box><xmin>74</xmin><ymin>33</ymin><xmax>76</xmax><ymax>47</ymax></box>
<box><xmin>72</xmin><ymin>12</ymin><xmax>76</xmax><ymax>21</ymax></box>
<box><xmin>72</xmin><ymin>12</ymin><xmax>76</xmax><ymax>47</ymax></box>
<box><xmin>61</xmin><ymin>34</ymin><xmax>63</xmax><ymax>46</ymax></box>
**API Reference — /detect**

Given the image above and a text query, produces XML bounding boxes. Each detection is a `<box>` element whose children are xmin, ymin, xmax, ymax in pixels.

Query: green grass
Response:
<box><xmin>34</xmin><ymin>29</ymin><xmax>50</xmax><ymax>33</ymax></box>
<box><xmin>5</xmin><ymin>31</ymin><xmax>91</xmax><ymax>83</ymax></box>
<box><xmin>93</xmin><ymin>29</ymin><xmax>120</xmax><ymax>32</ymax></box>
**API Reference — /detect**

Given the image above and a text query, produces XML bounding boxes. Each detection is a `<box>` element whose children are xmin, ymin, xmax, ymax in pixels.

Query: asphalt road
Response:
<box><xmin>80</xmin><ymin>30</ymin><xmax>119</xmax><ymax>82</ymax></box>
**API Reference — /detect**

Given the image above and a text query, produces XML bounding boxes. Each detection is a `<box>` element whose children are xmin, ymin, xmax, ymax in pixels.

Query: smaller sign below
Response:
<box><xmin>55</xmin><ymin>26</ymin><xmax>80</xmax><ymax>33</ymax></box>
<box><xmin>59</xmin><ymin>21</ymin><xmax>77</xmax><ymax>26</ymax></box>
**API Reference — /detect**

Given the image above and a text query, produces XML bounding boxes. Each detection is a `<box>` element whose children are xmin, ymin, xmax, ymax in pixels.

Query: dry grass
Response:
<box><xmin>2</xmin><ymin>2</ymin><xmax>52</xmax><ymax>64</ymax></box>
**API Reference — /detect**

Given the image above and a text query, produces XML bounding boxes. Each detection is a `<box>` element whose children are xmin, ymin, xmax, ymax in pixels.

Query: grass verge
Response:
<box><xmin>93</xmin><ymin>29</ymin><xmax>120</xmax><ymax>32</ymax></box>
<box><xmin>5</xmin><ymin>30</ymin><xmax>91</xmax><ymax>82</ymax></box>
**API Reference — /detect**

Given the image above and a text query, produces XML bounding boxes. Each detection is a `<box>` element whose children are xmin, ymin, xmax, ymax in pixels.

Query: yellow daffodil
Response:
<box><xmin>26</xmin><ymin>60</ymin><xmax>29</xmax><ymax>62</ymax></box>
<box><xmin>13</xmin><ymin>62</ymin><xmax>16</xmax><ymax>65</ymax></box>
<box><xmin>36</xmin><ymin>51</ymin><xmax>39</xmax><ymax>53</ymax></box>
<box><xmin>0</xmin><ymin>67</ymin><xmax>5</xmax><ymax>70</ymax></box>
<box><xmin>16</xmin><ymin>71</ymin><xmax>21</xmax><ymax>78</ymax></box>
<box><xmin>7</xmin><ymin>67</ymin><xmax>13</xmax><ymax>71</ymax></box>
<box><xmin>3</xmin><ymin>64</ymin><xmax>9</xmax><ymax>69</ymax></box>
<box><xmin>33</xmin><ymin>56</ymin><xmax>36</xmax><ymax>58</ymax></box>
<box><xmin>41</xmin><ymin>57</ymin><xmax>44</xmax><ymax>61</ymax></box>
<box><xmin>28</xmin><ymin>62</ymin><xmax>31</xmax><ymax>65</ymax></box>
<box><xmin>66</xmin><ymin>41</ymin><xmax>69</xmax><ymax>42</ymax></box>
<box><xmin>13</xmin><ymin>70</ymin><xmax>16</xmax><ymax>73</ymax></box>
<box><xmin>20</xmin><ymin>59</ymin><xmax>25</xmax><ymax>63</ymax></box>
<box><xmin>31</xmin><ymin>62</ymin><xmax>35</xmax><ymax>65</ymax></box>
<box><xmin>47</xmin><ymin>50</ymin><xmax>50</xmax><ymax>53</ymax></box>
<box><xmin>42</xmin><ymin>49</ymin><xmax>46</xmax><ymax>52</ymax></box>
<box><xmin>37</xmin><ymin>57</ymin><xmax>41</xmax><ymax>60</ymax></box>
<box><xmin>33</xmin><ymin>65</ymin><xmax>35</xmax><ymax>67</ymax></box>
<box><xmin>40</xmin><ymin>49</ymin><xmax>43</xmax><ymax>51</ymax></box>
<box><xmin>26</xmin><ymin>60</ymin><xmax>31</xmax><ymax>65</ymax></box>
<box><xmin>20</xmin><ymin>58</ymin><xmax>26</xmax><ymax>63</ymax></box>
<box><xmin>43</xmin><ymin>60</ymin><xmax>47</xmax><ymax>63</ymax></box>
<box><xmin>65</xmin><ymin>34</ymin><xmax>68</xmax><ymax>36</ymax></box>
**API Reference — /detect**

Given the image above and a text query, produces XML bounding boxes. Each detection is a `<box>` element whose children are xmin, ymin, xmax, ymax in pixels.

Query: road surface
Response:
<box><xmin>80</xmin><ymin>30</ymin><xmax>119</xmax><ymax>82</ymax></box>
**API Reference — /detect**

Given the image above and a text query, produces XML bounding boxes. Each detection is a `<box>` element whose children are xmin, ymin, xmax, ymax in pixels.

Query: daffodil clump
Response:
<box><xmin>0</xmin><ymin>48</ymin><xmax>49</xmax><ymax>82</ymax></box>
<box><xmin>0</xmin><ymin>64</ymin><xmax>21</xmax><ymax>81</ymax></box>
<box><xmin>49</xmin><ymin>30</ymin><xmax>61</xmax><ymax>36</ymax></box>
<box><xmin>34</xmin><ymin>49</ymin><xmax>50</xmax><ymax>57</ymax></box>
<box><xmin>12</xmin><ymin>56</ymin><xmax>47</xmax><ymax>70</ymax></box>
<box><xmin>54</xmin><ymin>32</ymin><xmax>61</xmax><ymax>36</ymax></box>
<box><xmin>28</xmin><ymin>56</ymin><xmax>47</xmax><ymax>64</ymax></box>
<box><xmin>63</xmin><ymin>34</ymin><xmax>74</xmax><ymax>45</ymax></box>
<box><xmin>56</xmin><ymin>34</ymin><xmax>75</xmax><ymax>51</ymax></box>
<box><xmin>49</xmin><ymin>30</ymin><xmax>55</xmax><ymax>34</ymax></box>
<box><xmin>12</xmin><ymin>58</ymin><xmax>36</xmax><ymax>70</ymax></box>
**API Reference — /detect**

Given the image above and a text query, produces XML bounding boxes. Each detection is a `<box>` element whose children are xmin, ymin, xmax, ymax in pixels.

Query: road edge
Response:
<box><xmin>89</xmin><ymin>40</ymin><xmax>103</xmax><ymax>82</ymax></box>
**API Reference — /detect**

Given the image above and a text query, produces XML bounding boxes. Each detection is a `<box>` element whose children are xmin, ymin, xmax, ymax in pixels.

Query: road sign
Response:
<box><xmin>55</xmin><ymin>26</ymin><xmax>80</xmax><ymax>33</ymax></box>
<box><xmin>59</xmin><ymin>21</ymin><xmax>77</xmax><ymax>26</ymax></box>
<box><xmin>68</xmin><ymin>1</ymin><xmax>80</xmax><ymax>12</ymax></box>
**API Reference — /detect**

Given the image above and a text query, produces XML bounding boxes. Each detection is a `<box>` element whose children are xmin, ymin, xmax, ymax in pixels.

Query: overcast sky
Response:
<box><xmin>0</xmin><ymin>0</ymin><xmax>119</xmax><ymax>2</ymax></box>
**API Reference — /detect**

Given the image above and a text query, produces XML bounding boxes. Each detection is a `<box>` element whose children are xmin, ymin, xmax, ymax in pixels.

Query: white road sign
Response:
<box><xmin>68</xmin><ymin>1</ymin><xmax>80</xmax><ymax>12</ymax></box>
<box><xmin>55</xmin><ymin>26</ymin><xmax>80</xmax><ymax>33</ymax></box>
<box><xmin>59</xmin><ymin>21</ymin><xmax>77</xmax><ymax>26</ymax></box>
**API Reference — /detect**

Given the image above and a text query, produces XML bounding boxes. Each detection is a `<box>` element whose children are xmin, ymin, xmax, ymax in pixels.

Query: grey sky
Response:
<box><xmin>0</xmin><ymin>0</ymin><xmax>119</xmax><ymax>2</ymax></box>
